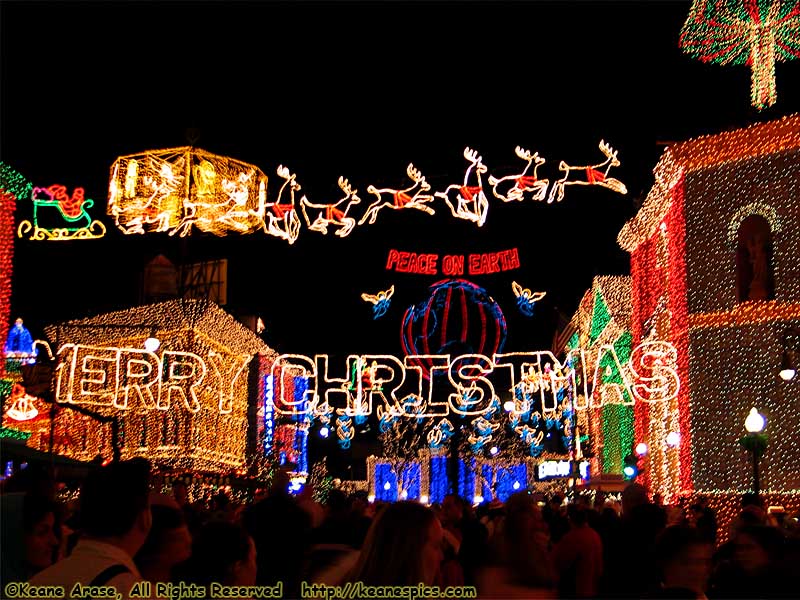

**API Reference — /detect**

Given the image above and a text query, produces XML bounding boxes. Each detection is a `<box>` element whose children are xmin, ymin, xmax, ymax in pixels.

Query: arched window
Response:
<box><xmin>736</xmin><ymin>215</ymin><xmax>775</xmax><ymax>302</ymax></box>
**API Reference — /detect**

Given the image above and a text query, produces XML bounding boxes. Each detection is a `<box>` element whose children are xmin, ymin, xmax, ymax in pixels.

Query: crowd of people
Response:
<box><xmin>1</xmin><ymin>459</ymin><xmax>799</xmax><ymax>599</ymax></box>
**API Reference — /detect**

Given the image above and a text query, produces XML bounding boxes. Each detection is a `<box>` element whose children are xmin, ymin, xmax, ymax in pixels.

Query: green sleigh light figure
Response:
<box><xmin>17</xmin><ymin>184</ymin><xmax>106</xmax><ymax>240</ymax></box>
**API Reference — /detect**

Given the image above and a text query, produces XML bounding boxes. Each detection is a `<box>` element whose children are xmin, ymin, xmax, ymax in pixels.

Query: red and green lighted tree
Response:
<box><xmin>680</xmin><ymin>0</ymin><xmax>800</xmax><ymax>110</ymax></box>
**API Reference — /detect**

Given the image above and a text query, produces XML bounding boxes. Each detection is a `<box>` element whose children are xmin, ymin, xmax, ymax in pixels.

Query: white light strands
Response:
<box><xmin>300</xmin><ymin>176</ymin><xmax>362</xmax><ymax>238</ymax></box>
<box><xmin>435</xmin><ymin>147</ymin><xmax>490</xmax><ymax>227</ymax></box>
<box><xmin>744</xmin><ymin>407</ymin><xmax>766</xmax><ymax>433</ymax></box>
<box><xmin>547</xmin><ymin>140</ymin><xmax>628</xmax><ymax>204</ymax></box>
<box><xmin>42</xmin><ymin>299</ymin><xmax>272</xmax><ymax>472</ymax></box>
<box><xmin>264</xmin><ymin>166</ymin><xmax>302</xmax><ymax>244</ymax></box>
<box><xmin>636</xmin><ymin>442</ymin><xmax>649</xmax><ymax>456</ymax></box>
<box><xmin>666</xmin><ymin>431</ymin><xmax>681</xmax><ymax>447</ymax></box>
<box><xmin>488</xmin><ymin>147</ymin><xmax>549</xmax><ymax>202</ymax></box>
<box><xmin>358</xmin><ymin>163</ymin><xmax>436</xmax><ymax>226</ymax></box>
<box><xmin>108</xmin><ymin>147</ymin><xmax>268</xmax><ymax>237</ymax></box>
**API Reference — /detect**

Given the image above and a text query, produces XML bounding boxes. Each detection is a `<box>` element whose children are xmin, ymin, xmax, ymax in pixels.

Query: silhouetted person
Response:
<box><xmin>29</xmin><ymin>459</ymin><xmax>152</xmax><ymax>597</ymax></box>
<box><xmin>347</xmin><ymin>501</ymin><xmax>444</xmax><ymax>586</ymax></box>
<box><xmin>554</xmin><ymin>504</ymin><xmax>603</xmax><ymax>598</ymax></box>
<box><xmin>709</xmin><ymin>525</ymin><xmax>791</xmax><ymax>599</ymax></box>
<box><xmin>134</xmin><ymin>503</ymin><xmax>191</xmax><ymax>583</ymax></box>
<box><xmin>175</xmin><ymin>520</ymin><xmax>257</xmax><ymax>595</ymax></box>
<box><xmin>476</xmin><ymin>491</ymin><xmax>556</xmax><ymax>598</ymax></box>
<box><xmin>602</xmin><ymin>483</ymin><xmax>666</xmax><ymax>598</ymax></box>
<box><xmin>242</xmin><ymin>467</ymin><xmax>311</xmax><ymax>598</ymax></box>
<box><xmin>0</xmin><ymin>492</ymin><xmax>60</xmax><ymax>591</ymax></box>
<box><xmin>646</xmin><ymin>525</ymin><xmax>713</xmax><ymax>599</ymax></box>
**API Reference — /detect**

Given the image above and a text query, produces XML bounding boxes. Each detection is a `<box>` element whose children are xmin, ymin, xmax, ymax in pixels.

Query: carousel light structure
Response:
<box><xmin>108</xmin><ymin>146</ymin><xmax>268</xmax><ymax>237</ymax></box>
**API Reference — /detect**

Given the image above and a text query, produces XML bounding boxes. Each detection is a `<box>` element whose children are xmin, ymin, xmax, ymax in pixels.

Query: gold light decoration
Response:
<box><xmin>108</xmin><ymin>146</ymin><xmax>268</xmax><ymax>237</ymax></box>
<box><xmin>43</xmin><ymin>299</ymin><xmax>276</xmax><ymax>473</ymax></box>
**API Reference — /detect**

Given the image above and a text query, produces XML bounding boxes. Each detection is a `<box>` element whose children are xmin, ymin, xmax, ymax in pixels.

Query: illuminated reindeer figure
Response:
<box><xmin>300</xmin><ymin>176</ymin><xmax>362</xmax><ymax>238</ymax></box>
<box><xmin>488</xmin><ymin>147</ymin><xmax>549</xmax><ymax>202</ymax></box>
<box><xmin>265</xmin><ymin>165</ymin><xmax>302</xmax><ymax>244</ymax></box>
<box><xmin>358</xmin><ymin>163</ymin><xmax>435</xmax><ymax>226</ymax></box>
<box><xmin>434</xmin><ymin>147</ymin><xmax>490</xmax><ymax>227</ymax></box>
<box><xmin>546</xmin><ymin>140</ymin><xmax>628</xmax><ymax>204</ymax></box>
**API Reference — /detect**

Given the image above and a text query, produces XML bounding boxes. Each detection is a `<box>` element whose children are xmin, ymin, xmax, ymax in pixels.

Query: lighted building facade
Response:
<box><xmin>617</xmin><ymin>115</ymin><xmax>800</xmax><ymax>514</ymax></box>
<box><xmin>566</xmin><ymin>275</ymin><xmax>633</xmax><ymax>481</ymax></box>
<box><xmin>41</xmin><ymin>299</ymin><xmax>275</xmax><ymax>474</ymax></box>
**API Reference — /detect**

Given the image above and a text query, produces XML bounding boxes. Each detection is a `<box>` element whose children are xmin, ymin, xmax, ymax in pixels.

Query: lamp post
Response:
<box><xmin>739</xmin><ymin>407</ymin><xmax>767</xmax><ymax>497</ymax></box>
<box><xmin>778</xmin><ymin>327</ymin><xmax>799</xmax><ymax>381</ymax></box>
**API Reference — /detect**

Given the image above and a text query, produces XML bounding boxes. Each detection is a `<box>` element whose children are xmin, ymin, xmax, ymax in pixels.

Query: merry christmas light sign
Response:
<box><xmin>269</xmin><ymin>341</ymin><xmax>679</xmax><ymax>421</ymax></box>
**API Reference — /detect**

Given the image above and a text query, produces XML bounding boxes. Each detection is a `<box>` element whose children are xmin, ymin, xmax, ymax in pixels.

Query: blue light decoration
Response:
<box><xmin>374</xmin><ymin>462</ymin><xmax>421</xmax><ymax>502</ymax></box>
<box><xmin>295</xmin><ymin>426</ymin><xmax>308</xmax><ymax>475</ymax></box>
<box><xmin>428</xmin><ymin>419</ymin><xmax>455</xmax><ymax>450</ymax></box>
<box><xmin>262</xmin><ymin>375</ymin><xmax>274</xmax><ymax>454</ymax></box>
<box><xmin>511</xmin><ymin>282</ymin><xmax>546</xmax><ymax>318</ymax></box>
<box><xmin>3</xmin><ymin>461</ymin><xmax>13</xmax><ymax>479</ymax></box>
<box><xmin>401</xmin><ymin>279</ymin><xmax>507</xmax><ymax>379</ymax></box>
<box><xmin>458</xmin><ymin>457</ymin><xmax>476</xmax><ymax>501</ymax></box>
<box><xmin>4</xmin><ymin>318</ymin><xmax>37</xmax><ymax>367</ymax></box>
<box><xmin>429</xmin><ymin>455</ymin><xmax>450</xmax><ymax>504</ymax></box>
<box><xmin>480</xmin><ymin>463</ymin><xmax>528</xmax><ymax>502</ymax></box>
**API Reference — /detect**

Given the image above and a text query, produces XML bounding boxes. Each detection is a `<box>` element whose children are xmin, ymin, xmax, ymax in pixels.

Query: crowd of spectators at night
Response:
<box><xmin>2</xmin><ymin>460</ymin><xmax>799</xmax><ymax>599</ymax></box>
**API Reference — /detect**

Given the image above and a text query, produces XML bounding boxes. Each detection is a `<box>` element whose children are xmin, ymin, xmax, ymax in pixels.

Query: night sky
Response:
<box><xmin>3</xmin><ymin>0</ymin><xmax>800</xmax><ymax>361</ymax></box>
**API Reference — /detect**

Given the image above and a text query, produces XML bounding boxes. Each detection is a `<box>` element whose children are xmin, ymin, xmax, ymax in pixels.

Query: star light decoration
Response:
<box><xmin>680</xmin><ymin>0</ymin><xmax>800</xmax><ymax>110</ymax></box>
<box><xmin>108</xmin><ymin>147</ymin><xmax>268</xmax><ymax>237</ymax></box>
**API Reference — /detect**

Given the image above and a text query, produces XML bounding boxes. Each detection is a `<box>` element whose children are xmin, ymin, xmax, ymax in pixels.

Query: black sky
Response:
<box><xmin>2</xmin><ymin>0</ymin><xmax>799</xmax><ymax>359</ymax></box>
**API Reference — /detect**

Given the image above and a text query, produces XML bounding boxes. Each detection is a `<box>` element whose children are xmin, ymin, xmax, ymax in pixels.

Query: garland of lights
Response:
<box><xmin>680</xmin><ymin>0</ymin><xmax>800</xmax><ymax>110</ymax></box>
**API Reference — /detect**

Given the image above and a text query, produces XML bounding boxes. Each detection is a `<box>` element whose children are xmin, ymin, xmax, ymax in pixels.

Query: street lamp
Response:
<box><xmin>778</xmin><ymin>327</ymin><xmax>799</xmax><ymax>381</ymax></box>
<box><xmin>739</xmin><ymin>407</ymin><xmax>767</xmax><ymax>497</ymax></box>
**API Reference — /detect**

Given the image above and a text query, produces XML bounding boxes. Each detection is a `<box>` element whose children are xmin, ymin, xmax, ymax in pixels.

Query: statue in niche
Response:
<box><xmin>746</xmin><ymin>234</ymin><xmax>769</xmax><ymax>301</ymax></box>
<box><xmin>736</xmin><ymin>215</ymin><xmax>774</xmax><ymax>302</ymax></box>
